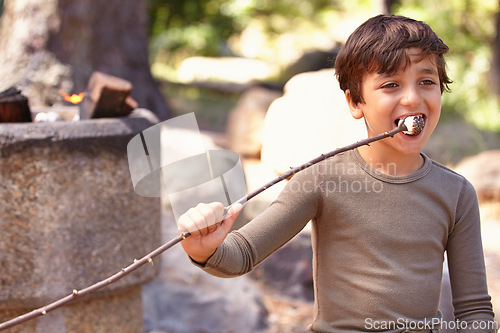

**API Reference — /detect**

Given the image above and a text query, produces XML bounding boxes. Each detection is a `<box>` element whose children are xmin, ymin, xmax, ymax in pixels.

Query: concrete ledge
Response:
<box><xmin>0</xmin><ymin>115</ymin><xmax>161</xmax><ymax>330</ymax></box>
<box><xmin>0</xmin><ymin>287</ymin><xmax>143</xmax><ymax>333</ymax></box>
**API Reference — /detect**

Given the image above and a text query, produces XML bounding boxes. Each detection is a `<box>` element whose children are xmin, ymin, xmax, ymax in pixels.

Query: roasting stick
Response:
<box><xmin>182</xmin><ymin>114</ymin><xmax>425</xmax><ymax>238</ymax></box>
<box><xmin>0</xmin><ymin>116</ymin><xmax>424</xmax><ymax>331</ymax></box>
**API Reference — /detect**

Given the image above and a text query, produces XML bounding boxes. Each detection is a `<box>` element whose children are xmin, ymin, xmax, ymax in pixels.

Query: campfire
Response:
<box><xmin>0</xmin><ymin>87</ymin><xmax>160</xmax><ymax>332</ymax></box>
<box><xmin>59</xmin><ymin>90</ymin><xmax>85</xmax><ymax>104</ymax></box>
<box><xmin>0</xmin><ymin>71</ymin><xmax>138</xmax><ymax>123</ymax></box>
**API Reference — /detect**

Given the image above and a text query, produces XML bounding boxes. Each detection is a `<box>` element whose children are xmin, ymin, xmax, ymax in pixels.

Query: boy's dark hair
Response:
<box><xmin>335</xmin><ymin>15</ymin><xmax>452</xmax><ymax>105</ymax></box>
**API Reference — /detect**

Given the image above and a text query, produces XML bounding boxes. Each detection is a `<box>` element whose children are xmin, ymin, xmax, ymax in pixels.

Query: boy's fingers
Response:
<box><xmin>196</xmin><ymin>203</ymin><xmax>218</xmax><ymax>229</ymax></box>
<box><xmin>226</xmin><ymin>203</ymin><xmax>243</xmax><ymax>219</ymax></box>
<box><xmin>198</xmin><ymin>202</ymin><xmax>222</xmax><ymax>233</ymax></box>
<box><xmin>206</xmin><ymin>202</ymin><xmax>227</xmax><ymax>233</ymax></box>
<box><xmin>218</xmin><ymin>203</ymin><xmax>243</xmax><ymax>233</ymax></box>
<box><xmin>177</xmin><ymin>213</ymin><xmax>198</xmax><ymax>235</ymax></box>
<box><xmin>207</xmin><ymin>202</ymin><xmax>226</xmax><ymax>222</ymax></box>
<box><xmin>188</xmin><ymin>209</ymin><xmax>210</xmax><ymax>236</ymax></box>
<box><xmin>178</xmin><ymin>206</ymin><xmax>208</xmax><ymax>235</ymax></box>
<box><xmin>177</xmin><ymin>202</ymin><xmax>226</xmax><ymax>236</ymax></box>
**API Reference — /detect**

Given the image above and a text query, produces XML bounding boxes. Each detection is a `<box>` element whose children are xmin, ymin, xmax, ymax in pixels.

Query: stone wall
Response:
<box><xmin>0</xmin><ymin>115</ymin><xmax>161</xmax><ymax>332</ymax></box>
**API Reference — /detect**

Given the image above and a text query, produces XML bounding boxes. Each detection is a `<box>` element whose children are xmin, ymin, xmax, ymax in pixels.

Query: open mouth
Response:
<box><xmin>395</xmin><ymin>115</ymin><xmax>425</xmax><ymax>136</ymax></box>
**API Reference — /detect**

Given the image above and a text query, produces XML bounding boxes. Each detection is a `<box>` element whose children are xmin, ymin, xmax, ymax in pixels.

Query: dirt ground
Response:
<box><xmin>259</xmin><ymin>285</ymin><xmax>314</xmax><ymax>333</ymax></box>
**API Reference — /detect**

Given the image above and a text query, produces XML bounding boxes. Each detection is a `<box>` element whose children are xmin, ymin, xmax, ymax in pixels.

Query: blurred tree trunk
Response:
<box><xmin>491</xmin><ymin>6</ymin><xmax>500</xmax><ymax>98</ymax></box>
<box><xmin>0</xmin><ymin>0</ymin><xmax>172</xmax><ymax>119</ymax></box>
<box><xmin>380</xmin><ymin>0</ymin><xmax>399</xmax><ymax>14</ymax></box>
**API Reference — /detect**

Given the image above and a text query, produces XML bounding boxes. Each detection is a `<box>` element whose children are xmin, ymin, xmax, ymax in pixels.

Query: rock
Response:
<box><xmin>250</xmin><ymin>228</ymin><xmax>314</xmax><ymax>302</ymax></box>
<box><xmin>33</xmin><ymin>111</ymin><xmax>63</xmax><ymax>122</ymax></box>
<box><xmin>31</xmin><ymin>105</ymin><xmax>79</xmax><ymax>122</ymax></box>
<box><xmin>226</xmin><ymin>86</ymin><xmax>282</xmax><ymax>158</ymax></box>
<box><xmin>424</xmin><ymin>119</ymin><xmax>500</xmax><ymax>166</ymax></box>
<box><xmin>282</xmin><ymin>48</ymin><xmax>339</xmax><ymax>83</ymax></box>
<box><xmin>453</xmin><ymin>150</ymin><xmax>500</xmax><ymax>203</ymax></box>
<box><xmin>177</xmin><ymin>57</ymin><xmax>276</xmax><ymax>84</ymax></box>
<box><xmin>128</xmin><ymin>108</ymin><xmax>161</xmax><ymax>124</ymax></box>
<box><xmin>260</xmin><ymin>69</ymin><xmax>367</xmax><ymax>175</ymax></box>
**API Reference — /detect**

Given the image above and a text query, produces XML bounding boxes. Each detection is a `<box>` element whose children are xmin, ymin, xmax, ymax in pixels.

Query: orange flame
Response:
<box><xmin>59</xmin><ymin>90</ymin><xmax>85</xmax><ymax>104</ymax></box>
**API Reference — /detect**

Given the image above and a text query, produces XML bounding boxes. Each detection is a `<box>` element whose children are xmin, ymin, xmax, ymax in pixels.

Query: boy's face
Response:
<box><xmin>346</xmin><ymin>48</ymin><xmax>441</xmax><ymax>158</ymax></box>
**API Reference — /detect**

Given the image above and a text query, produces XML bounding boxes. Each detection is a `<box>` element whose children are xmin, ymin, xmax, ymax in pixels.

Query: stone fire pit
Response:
<box><xmin>0</xmin><ymin>111</ymin><xmax>161</xmax><ymax>332</ymax></box>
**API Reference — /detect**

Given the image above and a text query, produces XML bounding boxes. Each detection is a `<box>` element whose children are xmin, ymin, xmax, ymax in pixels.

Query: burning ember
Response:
<box><xmin>59</xmin><ymin>90</ymin><xmax>85</xmax><ymax>104</ymax></box>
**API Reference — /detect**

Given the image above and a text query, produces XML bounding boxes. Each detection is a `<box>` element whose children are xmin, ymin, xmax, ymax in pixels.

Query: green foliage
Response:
<box><xmin>148</xmin><ymin>0</ymin><xmax>341</xmax><ymax>66</ymax></box>
<box><xmin>394</xmin><ymin>0</ymin><xmax>500</xmax><ymax>131</ymax></box>
<box><xmin>148</xmin><ymin>0</ymin><xmax>236</xmax><ymax>64</ymax></box>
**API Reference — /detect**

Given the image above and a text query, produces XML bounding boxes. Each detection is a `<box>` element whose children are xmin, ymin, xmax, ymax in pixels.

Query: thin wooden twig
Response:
<box><xmin>0</xmin><ymin>120</ymin><xmax>409</xmax><ymax>331</ymax></box>
<box><xmin>0</xmin><ymin>234</ymin><xmax>183</xmax><ymax>331</ymax></box>
<box><xmin>188</xmin><ymin>120</ymin><xmax>409</xmax><ymax>237</ymax></box>
<box><xmin>240</xmin><ymin>122</ymin><xmax>407</xmax><ymax>204</ymax></box>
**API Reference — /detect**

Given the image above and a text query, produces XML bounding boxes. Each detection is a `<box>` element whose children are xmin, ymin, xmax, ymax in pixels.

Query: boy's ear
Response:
<box><xmin>345</xmin><ymin>90</ymin><xmax>364</xmax><ymax>120</ymax></box>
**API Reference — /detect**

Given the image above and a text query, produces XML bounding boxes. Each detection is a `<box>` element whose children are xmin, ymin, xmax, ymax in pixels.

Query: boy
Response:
<box><xmin>177</xmin><ymin>15</ymin><xmax>496</xmax><ymax>332</ymax></box>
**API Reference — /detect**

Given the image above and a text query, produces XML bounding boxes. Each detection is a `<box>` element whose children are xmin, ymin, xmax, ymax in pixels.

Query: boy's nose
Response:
<box><xmin>400</xmin><ymin>86</ymin><xmax>422</xmax><ymax>107</ymax></box>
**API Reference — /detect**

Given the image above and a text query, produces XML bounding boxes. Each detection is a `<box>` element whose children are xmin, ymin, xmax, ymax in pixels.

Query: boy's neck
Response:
<box><xmin>357</xmin><ymin>145</ymin><xmax>424</xmax><ymax>176</ymax></box>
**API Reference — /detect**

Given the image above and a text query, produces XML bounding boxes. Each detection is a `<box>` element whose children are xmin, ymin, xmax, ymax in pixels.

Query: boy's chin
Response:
<box><xmin>396</xmin><ymin>132</ymin><xmax>428</xmax><ymax>152</ymax></box>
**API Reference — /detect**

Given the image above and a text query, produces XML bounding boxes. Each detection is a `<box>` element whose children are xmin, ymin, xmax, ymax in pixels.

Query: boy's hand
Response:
<box><xmin>177</xmin><ymin>202</ymin><xmax>243</xmax><ymax>264</ymax></box>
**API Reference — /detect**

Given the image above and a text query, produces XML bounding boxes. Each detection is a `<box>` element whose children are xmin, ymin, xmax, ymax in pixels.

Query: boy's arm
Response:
<box><xmin>446</xmin><ymin>179</ymin><xmax>496</xmax><ymax>332</ymax></box>
<box><xmin>182</xmin><ymin>166</ymin><xmax>321</xmax><ymax>278</ymax></box>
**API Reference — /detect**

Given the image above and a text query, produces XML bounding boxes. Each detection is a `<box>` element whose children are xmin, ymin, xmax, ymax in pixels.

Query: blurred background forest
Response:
<box><xmin>147</xmin><ymin>0</ymin><xmax>500</xmax><ymax>132</ymax></box>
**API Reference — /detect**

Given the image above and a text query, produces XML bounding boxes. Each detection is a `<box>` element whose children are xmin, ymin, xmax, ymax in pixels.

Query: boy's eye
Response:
<box><xmin>421</xmin><ymin>79</ymin><xmax>436</xmax><ymax>85</ymax></box>
<box><xmin>381</xmin><ymin>82</ymin><xmax>398</xmax><ymax>89</ymax></box>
